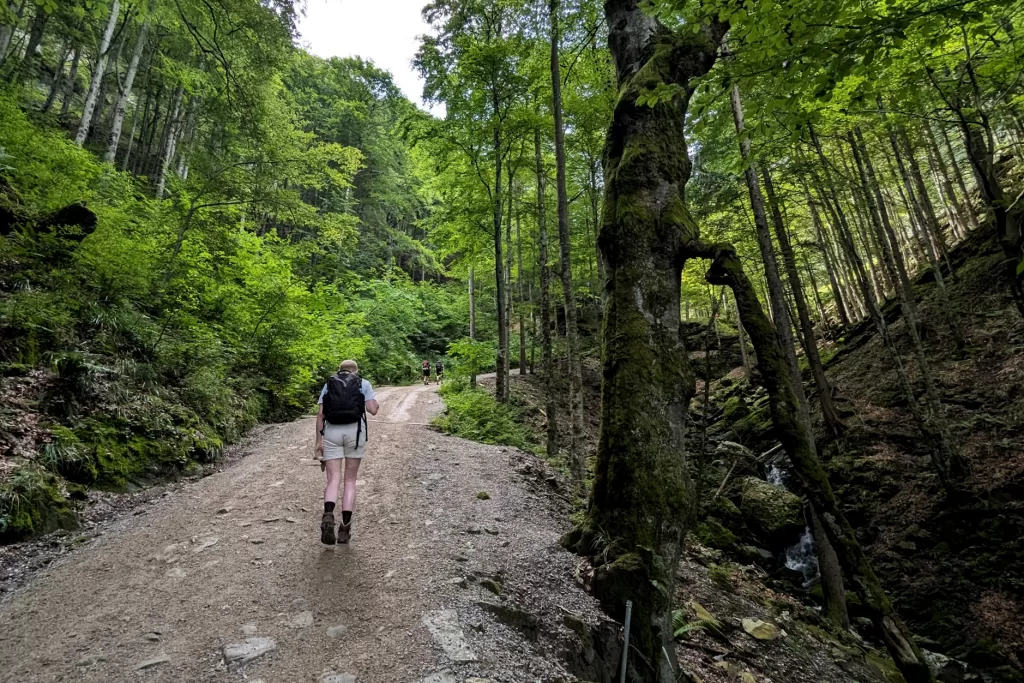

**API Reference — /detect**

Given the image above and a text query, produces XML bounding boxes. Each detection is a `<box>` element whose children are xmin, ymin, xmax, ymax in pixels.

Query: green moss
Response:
<box><xmin>865</xmin><ymin>651</ymin><xmax>905</xmax><ymax>683</ymax></box>
<box><xmin>0</xmin><ymin>465</ymin><xmax>77</xmax><ymax>542</ymax></box>
<box><xmin>733</xmin><ymin>405</ymin><xmax>773</xmax><ymax>442</ymax></box>
<box><xmin>710</xmin><ymin>496</ymin><xmax>746</xmax><ymax>533</ymax></box>
<box><xmin>707</xmin><ymin>563</ymin><xmax>736</xmax><ymax>593</ymax></box>
<box><xmin>694</xmin><ymin>517</ymin><xmax>738</xmax><ymax>550</ymax></box>
<box><xmin>723</xmin><ymin>396</ymin><xmax>750</xmax><ymax>423</ymax></box>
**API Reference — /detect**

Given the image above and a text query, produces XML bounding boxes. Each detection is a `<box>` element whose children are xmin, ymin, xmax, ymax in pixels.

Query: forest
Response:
<box><xmin>0</xmin><ymin>0</ymin><xmax>1022</xmax><ymax>681</ymax></box>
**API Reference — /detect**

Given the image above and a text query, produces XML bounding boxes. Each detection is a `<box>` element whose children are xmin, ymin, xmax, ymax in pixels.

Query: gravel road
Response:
<box><xmin>0</xmin><ymin>382</ymin><xmax>604</xmax><ymax>683</ymax></box>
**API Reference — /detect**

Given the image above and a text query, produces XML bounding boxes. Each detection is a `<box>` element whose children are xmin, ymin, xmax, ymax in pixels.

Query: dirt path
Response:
<box><xmin>0</xmin><ymin>383</ymin><xmax>601</xmax><ymax>683</ymax></box>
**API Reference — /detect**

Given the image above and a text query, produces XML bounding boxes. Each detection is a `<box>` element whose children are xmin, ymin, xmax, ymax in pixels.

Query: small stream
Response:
<box><xmin>766</xmin><ymin>463</ymin><xmax>820</xmax><ymax>588</ymax></box>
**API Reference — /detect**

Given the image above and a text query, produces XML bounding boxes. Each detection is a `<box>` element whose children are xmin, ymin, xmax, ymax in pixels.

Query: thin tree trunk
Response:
<box><xmin>468</xmin><ymin>265</ymin><xmax>476</xmax><ymax>389</ymax></box>
<box><xmin>885</xmin><ymin>119</ymin><xmax>964</xmax><ymax>346</ymax></box>
<box><xmin>154</xmin><ymin>86</ymin><xmax>184</xmax><ymax>198</ymax></box>
<box><xmin>940</xmin><ymin>123</ymin><xmax>980</xmax><ymax>231</ymax></box>
<box><xmin>11</xmin><ymin>5</ymin><xmax>45</xmax><ymax>84</ymax></box>
<box><xmin>104</xmin><ymin>18</ymin><xmax>149</xmax><ymax>163</ymax></box>
<box><xmin>517</xmin><ymin>201</ymin><xmax>527</xmax><ymax>374</ymax></box>
<box><xmin>763</xmin><ymin>166</ymin><xmax>844</xmax><ymax>436</ymax></box>
<box><xmin>491</xmin><ymin>84</ymin><xmax>509</xmax><ymax>403</ymax></box>
<box><xmin>924</xmin><ymin>121</ymin><xmax>968</xmax><ymax>240</ymax></box>
<box><xmin>734</xmin><ymin>296</ymin><xmax>752</xmax><ymax>381</ymax></box>
<box><xmin>535</xmin><ymin>128</ymin><xmax>558</xmax><ymax>458</ymax></box>
<box><xmin>75</xmin><ymin>0</ymin><xmax>120</xmax><ymax>145</ymax></box>
<box><xmin>803</xmin><ymin>253</ymin><xmax>828</xmax><ymax>324</ymax></box>
<box><xmin>59</xmin><ymin>46</ymin><xmax>81</xmax><ymax>119</ymax></box>
<box><xmin>589</xmin><ymin>159</ymin><xmax>605</xmax><ymax>291</ymax></box>
<box><xmin>0</xmin><ymin>1</ymin><xmax>22</xmax><ymax>63</ymax></box>
<box><xmin>41</xmin><ymin>42</ymin><xmax>69</xmax><ymax>113</ymax></box>
<box><xmin>805</xmin><ymin>183</ymin><xmax>851</xmax><ymax>327</ymax></box>
<box><xmin>550</xmin><ymin>0</ymin><xmax>583</xmax><ymax>484</ymax></box>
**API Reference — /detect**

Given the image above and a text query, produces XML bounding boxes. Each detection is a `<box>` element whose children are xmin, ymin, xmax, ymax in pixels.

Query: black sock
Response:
<box><xmin>324</xmin><ymin>502</ymin><xmax>335</xmax><ymax>513</ymax></box>
<box><xmin>341</xmin><ymin>511</ymin><xmax>352</xmax><ymax>525</ymax></box>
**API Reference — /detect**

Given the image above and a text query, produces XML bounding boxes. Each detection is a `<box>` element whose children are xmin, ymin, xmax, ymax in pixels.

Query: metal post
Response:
<box><xmin>619</xmin><ymin>599</ymin><xmax>633</xmax><ymax>683</ymax></box>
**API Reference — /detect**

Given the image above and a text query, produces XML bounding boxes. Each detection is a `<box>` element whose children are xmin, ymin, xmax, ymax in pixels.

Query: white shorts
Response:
<box><xmin>322</xmin><ymin>422</ymin><xmax>367</xmax><ymax>460</ymax></box>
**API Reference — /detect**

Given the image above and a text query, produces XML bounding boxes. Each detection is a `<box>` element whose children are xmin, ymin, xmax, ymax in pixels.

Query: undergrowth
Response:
<box><xmin>434</xmin><ymin>377</ymin><xmax>535</xmax><ymax>453</ymax></box>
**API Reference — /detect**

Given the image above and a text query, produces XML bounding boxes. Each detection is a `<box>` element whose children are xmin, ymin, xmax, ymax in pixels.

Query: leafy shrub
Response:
<box><xmin>434</xmin><ymin>381</ymin><xmax>533</xmax><ymax>452</ymax></box>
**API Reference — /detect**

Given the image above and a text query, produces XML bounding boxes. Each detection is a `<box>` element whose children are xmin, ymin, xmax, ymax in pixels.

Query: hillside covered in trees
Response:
<box><xmin>1</xmin><ymin>0</ymin><xmax>1023</xmax><ymax>681</ymax></box>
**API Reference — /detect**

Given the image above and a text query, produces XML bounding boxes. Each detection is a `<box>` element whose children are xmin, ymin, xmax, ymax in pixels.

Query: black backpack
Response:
<box><xmin>323</xmin><ymin>371</ymin><xmax>367</xmax><ymax>445</ymax></box>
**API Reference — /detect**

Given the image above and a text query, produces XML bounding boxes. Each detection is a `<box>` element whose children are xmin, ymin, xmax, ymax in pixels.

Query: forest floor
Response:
<box><xmin>0</xmin><ymin>379</ymin><xmax>895</xmax><ymax>683</ymax></box>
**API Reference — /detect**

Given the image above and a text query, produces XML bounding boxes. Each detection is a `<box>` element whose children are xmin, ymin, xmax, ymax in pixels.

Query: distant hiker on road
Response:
<box><xmin>435</xmin><ymin>359</ymin><xmax>444</xmax><ymax>384</ymax></box>
<box><xmin>421</xmin><ymin>359</ymin><xmax>430</xmax><ymax>385</ymax></box>
<box><xmin>315</xmin><ymin>359</ymin><xmax>379</xmax><ymax>545</ymax></box>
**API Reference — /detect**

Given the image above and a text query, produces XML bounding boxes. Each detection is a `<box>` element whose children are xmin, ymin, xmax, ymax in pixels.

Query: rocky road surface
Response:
<box><xmin>0</xmin><ymin>382</ymin><xmax>604</xmax><ymax>683</ymax></box>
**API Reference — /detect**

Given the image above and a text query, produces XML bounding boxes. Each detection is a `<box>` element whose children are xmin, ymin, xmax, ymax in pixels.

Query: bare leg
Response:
<box><xmin>321</xmin><ymin>458</ymin><xmax>343</xmax><ymax>545</ymax></box>
<box><xmin>323</xmin><ymin>459</ymin><xmax>343</xmax><ymax>505</ymax></box>
<box><xmin>341</xmin><ymin>457</ymin><xmax>361</xmax><ymax>513</ymax></box>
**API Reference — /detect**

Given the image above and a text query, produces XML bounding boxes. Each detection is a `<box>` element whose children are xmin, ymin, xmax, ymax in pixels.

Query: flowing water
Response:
<box><xmin>766</xmin><ymin>463</ymin><xmax>820</xmax><ymax>587</ymax></box>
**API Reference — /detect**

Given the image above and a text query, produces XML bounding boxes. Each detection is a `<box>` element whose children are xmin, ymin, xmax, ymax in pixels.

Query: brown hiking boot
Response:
<box><xmin>320</xmin><ymin>511</ymin><xmax>336</xmax><ymax>545</ymax></box>
<box><xmin>337</xmin><ymin>521</ymin><xmax>351</xmax><ymax>544</ymax></box>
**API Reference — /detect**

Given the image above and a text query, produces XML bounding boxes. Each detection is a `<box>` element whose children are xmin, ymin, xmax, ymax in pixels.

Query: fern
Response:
<box><xmin>671</xmin><ymin>610</ymin><xmax>715</xmax><ymax>639</ymax></box>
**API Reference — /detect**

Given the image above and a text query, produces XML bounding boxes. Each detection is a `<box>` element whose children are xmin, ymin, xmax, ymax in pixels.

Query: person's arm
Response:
<box><xmin>314</xmin><ymin>404</ymin><xmax>325</xmax><ymax>459</ymax></box>
<box><xmin>365</xmin><ymin>399</ymin><xmax>379</xmax><ymax>416</ymax></box>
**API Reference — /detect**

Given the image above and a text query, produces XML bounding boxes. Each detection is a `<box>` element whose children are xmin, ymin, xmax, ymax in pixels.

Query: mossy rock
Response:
<box><xmin>710</xmin><ymin>496</ymin><xmax>747</xmax><ymax>534</ymax></box>
<box><xmin>0</xmin><ymin>466</ymin><xmax>78</xmax><ymax>542</ymax></box>
<box><xmin>739</xmin><ymin>477</ymin><xmax>804</xmax><ymax>548</ymax></box>
<box><xmin>694</xmin><ymin>517</ymin><xmax>738</xmax><ymax>550</ymax></box>
<box><xmin>722</xmin><ymin>396</ymin><xmax>750</xmax><ymax>423</ymax></box>
<box><xmin>733</xmin><ymin>407</ymin><xmax>774</xmax><ymax>442</ymax></box>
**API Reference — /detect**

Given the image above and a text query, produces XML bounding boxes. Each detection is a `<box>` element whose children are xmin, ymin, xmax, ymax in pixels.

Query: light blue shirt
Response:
<box><xmin>318</xmin><ymin>377</ymin><xmax>375</xmax><ymax>427</ymax></box>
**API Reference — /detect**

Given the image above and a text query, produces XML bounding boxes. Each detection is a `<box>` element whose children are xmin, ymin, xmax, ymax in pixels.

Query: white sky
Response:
<box><xmin>296</xmin><ymin>0</ymin><xmax>439</xmax><ymax>113</ymax></box>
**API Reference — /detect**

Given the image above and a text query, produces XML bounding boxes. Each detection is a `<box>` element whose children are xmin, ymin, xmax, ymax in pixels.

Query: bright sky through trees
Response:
<box><xmin>297</xmin><ymin>0</ymin><xmax>441</xmax><ymax>114</ymax></box>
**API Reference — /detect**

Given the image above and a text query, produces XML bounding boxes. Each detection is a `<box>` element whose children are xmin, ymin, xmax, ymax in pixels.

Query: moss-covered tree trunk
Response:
<box><xmin>563</xmin><ymin>3</ymin><xmax>725</xmax><ymax>680</ymax></box>
<box><xmin>697</xmin><ymin>243</ymin><xmax>935</xmax><ymax>683</ymax></box>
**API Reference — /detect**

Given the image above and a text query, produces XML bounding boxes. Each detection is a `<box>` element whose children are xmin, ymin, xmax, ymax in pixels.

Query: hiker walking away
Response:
<box><xmin>315</xmin><ymin>359</ymin><xmax>379</xmax><ymax>545</ymax></box>
<box><xmin>421</xmin><ymin>359</ymin><xmax>430</xmax><ymax>385</ymax></box>
<box><xmin>435</xmin><ymin>359</ymin><xmax>444</xmax><ymax>385</ymax></box>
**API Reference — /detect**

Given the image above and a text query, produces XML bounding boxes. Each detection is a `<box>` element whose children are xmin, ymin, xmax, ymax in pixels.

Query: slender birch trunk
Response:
<box><xmin>104</xmin><ymin>19</ymin><xmax>149</xmax><ymax>163</ymax></box>
<box><xmin>75</xmin><ymin>0</ymin><xmax>120</xmax><ymax>146</ymax></box>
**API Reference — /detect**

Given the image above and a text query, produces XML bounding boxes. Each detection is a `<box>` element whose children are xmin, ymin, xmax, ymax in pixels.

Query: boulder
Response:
<box><xmin>741</xmin><ymin>618</ymin><xmax>781</xmax><ymax>641</ymax></box>
<box><xmin>739</xmin><ymin>477</ymin><xmax>804</xmax><ymax>547</ymax></box>
<box><xmin>693</xmin><ymin>517</ymin><xmax>737</xmax><ymax>551</ymax></box>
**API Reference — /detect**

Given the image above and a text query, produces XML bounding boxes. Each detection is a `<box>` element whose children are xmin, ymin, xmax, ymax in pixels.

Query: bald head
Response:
<box><xmin>339</xmin><ymin>360</ymin><xmax>359</xmax><ymax>374</ymax></box>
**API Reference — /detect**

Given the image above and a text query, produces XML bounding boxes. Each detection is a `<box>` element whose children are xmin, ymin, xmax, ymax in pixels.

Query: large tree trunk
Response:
<box><xmin>75</xmin><ymin>0</ymin><xmax>120</xmax><ymax>145</ymax></box>
<box><xmin>563</xmin><ymin>4</ymin><xmax>726</xmax><ymax>680</ymax></box>
<box><xmin>535</xmin><ymin>128</ymin><xmax>558</xmax><ymax>458</ymax></box>
<box><xmin>104</xmin><ymin>19</ymin><xmax>149</xmax><ymax>162</ymax></box>
<box><xmin>549</xmin><ymin>0</ymin><xmax>584</xmax><ymax>483</ymax></box>
<box><xmin>699</xmin><ymin>244</ymin><xmax>934</xmax><ymax>683</ymax></box>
